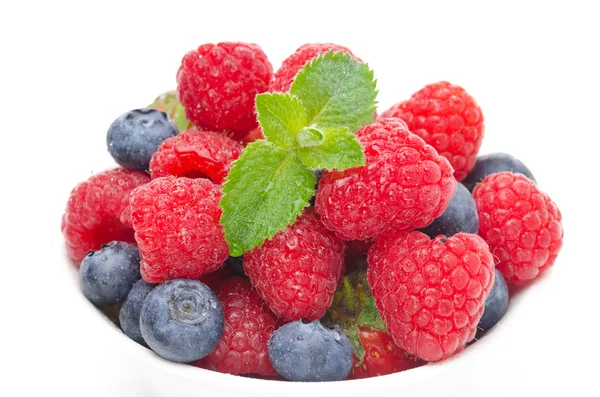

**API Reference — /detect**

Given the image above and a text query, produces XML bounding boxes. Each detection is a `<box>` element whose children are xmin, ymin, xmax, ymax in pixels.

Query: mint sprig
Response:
<box><xmin>220</xmin><ymin>51</ymin><xmax>378</xmax><ymax>255</ymax></box>
<box><xmin>219</xmin><ymin>141</ymin><xmax>316</xmax><ymax>257</ymax></box>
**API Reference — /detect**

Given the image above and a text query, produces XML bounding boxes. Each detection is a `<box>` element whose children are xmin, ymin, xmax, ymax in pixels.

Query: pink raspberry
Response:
<box><xmin>150</xmin><ymin>129</ymin><xmax>242</xmax><ymax>184</ymax></box>
<box><xmin>473</xmin><ymin>172</ymin><xmax>563</xmax><ymax>284</ymax></box>
<box><xmin>244</xmin><ymin>212</ymin><xmax>344</xmax><ymax>321</ymax></box>
<box><xmin>368</xmin><ymin>231</ymin><xmax>495</xmax><ymax>361</ymax></box>
<box><xmin>61</xmin><ymin>168</ymin><xmax>149</xmax><ymax>263</ymax></box>
<box><xmin>381</xmin><ymin>81</ymin><xmax>484</xmax><ymax>181</ymax></box>
<box><xmin>129</xmin><ymin>177</ymin><xmax>229</xmax><ymax>283</ymax></box>
<box><xmin>315</xmin><ymin>118</ymin><xmax>456</xmax><ymax>241</ymax></box>
<box><xmin>195</xmin><ymin>277</ymin><xmax>278</xmax><ymax>376</ymax></box>
<box><xmin>176</xmin><ymin>42</ymin><xmax>273</xmax><ymax>140</ymax></box>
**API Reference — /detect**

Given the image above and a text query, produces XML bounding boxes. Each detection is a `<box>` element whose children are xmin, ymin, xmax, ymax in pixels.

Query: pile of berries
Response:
<box><xmin>63</xmin><ymin>41</ymin><xmax>563</xmax><ymax>382</ymax></box>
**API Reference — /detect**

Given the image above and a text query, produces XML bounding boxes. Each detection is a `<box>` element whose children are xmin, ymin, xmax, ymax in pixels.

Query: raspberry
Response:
<box><xmin>244</xmin><ymin>212</ymin><xmax>344</xmax><ymax>321</ymax></box>
<box><xmin>176</xmin><ymin>42</ymin><xmax>273</xmax><ymax>140</ymax></box>
<box><xmin>61</xmin><ymin>168</ymin><xmax>150</xmax><ymax>263</ymax></box>
<box><xmin>129</xmin><ymin>176</ymin><xmax>229</xmax><ymax>283</ymax></box>
<box><xmin>315</xmin><ymin>118</ymin><xmax>456</xmax><ymax>241</ymax></box>
<box><xmin>271</xmin><ymin>43</ymin><xmax>359</xmax><ymax>92</ymax></box>
<box><xmin>195</xmin><ymin>277</ymin><xmax>278</xmax><ymax>376</ymax></box>
<box><xmin>381</xmin><ymin>82</ymin><xmax>484</xmax><ymax>181</ymax></box>
<box><xmin>149</xmin><ymin>130</ymin><xmax>242</xmax><ymax>184</ymax></box>
<box><xmin>472</xmin><ymin>172</ymin><xmax>563</xmax><ymax>284</ymax></box>
<box><xmin>368</xmin><ymin>231</ymin><xmax>495</xmax><ymax>361</ymax></box>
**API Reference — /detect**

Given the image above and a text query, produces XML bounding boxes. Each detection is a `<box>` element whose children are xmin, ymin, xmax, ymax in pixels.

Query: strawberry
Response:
<box><xmin>349</xmin><ymin>328</ymin><xmax>425</xmax><ymax>379</ymax></box>
<box><xmin>324</xmin><ymin>269</ymin><xmax>424</xmax><ymax>379</ymax></box>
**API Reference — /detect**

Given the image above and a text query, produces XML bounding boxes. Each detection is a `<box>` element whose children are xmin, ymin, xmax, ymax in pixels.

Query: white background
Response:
<box><xmin>2</xmin><ymin>1</ymin><xmax>599</xmax><ymax>396</ymax></box>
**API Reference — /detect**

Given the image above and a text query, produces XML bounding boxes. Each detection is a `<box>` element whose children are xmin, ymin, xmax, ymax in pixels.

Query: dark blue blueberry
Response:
<box><xmin>80</xmin><ymin>241</ymin><xmax>141</xmax><ymax>305</ymax></box>
<box><xmin>314</xmin><ymin>169</ymin><xmax>324</xmax><ymax>182</ymax></box>
<box><xmin>309</xmin><ymin>169</ymin><xmax>324</xmax><ymax>206</ymax></box>
<box><xmin>268</xmin><ymin>320</ymin><xmax>353</xmax><ymax>382</ymax></box>
<box><xmin>419</xmin><ymin>183</ymin><xmax>478</xmax><ymax>238</ymax></box>
<box><xmin>477</xmin><ymin>269</ymin><xmax>509</xmax><ymax>337</ymax></box>
<box><xmin>140</xmin><ymin>279</ymin><xmax>224</xmax><ymax>363</ymax></box>
<box><xmin>107</xmin><ymin>108</ymin><xmax>178</xmax><ymax>171</ymax></box>
<box><xmin>225</xmin><ymin>256</ymin><xmax>245</xmax><ymax>277</ymax></box>
<box><xmin>119</xmin><ymin>279</ymin><xmax>156</xmax><ymax>346</ymax></box>
<box><xmin>463</xmin><ymin>153</ymin><xmax>536</xmax><ymax>192</ymax></box>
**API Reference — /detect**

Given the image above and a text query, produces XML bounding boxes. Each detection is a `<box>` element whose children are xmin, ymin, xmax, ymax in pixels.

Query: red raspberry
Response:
<box><xmin>244</xmin><ymin>212</ymin><xmax>344</xmax><ymax>321</ymax></box>
<box><xmin>368</xmin><ymin>231</ymin><xmax>495</xmax><ymax>361</ymax></box>
<box><xmin>271</xmin><ymin>43</ymin><xmax>360</xmax><ymax>92</ymax></box>
<box><xmin>61</xmin><ymin>168</ymin><xmax>149</xmax><ymax>263</ymax></box>
<box><xmin>348</xmin><ymin>328</ymin><xmax>425</xmax><ymax>379</ymax></box>
<box><xmin>149</xmin><ymin>130</ymin><xmax>242</xmax><ymax>184</ymax></box>
<box><xmin>176</xmin><ymin>42</ymin><xmax>273</xmax><ymax>140</ymax></box>
<box><xmin>315</xmin><ymin>118</ymin><xmax>456</xmax><ymax>241</ymax></box>
<box><xmin>473</xmin><ymin>172</ymin><xmax>563</xmax><ymax>284</ymax></box>
<box><xmin>380</xmin><ymin>82</ymin><xmax>484</xmax><ymax>181</ymax></box>
<box><xmin>195</xmin><ymin>277</ymin><xmax>278</xmax><ymax>376</ymax></box>
<box><xmin>129</xmin><ymin>176</ymin><xmax>229</xmax><ymax>283</ymax></box>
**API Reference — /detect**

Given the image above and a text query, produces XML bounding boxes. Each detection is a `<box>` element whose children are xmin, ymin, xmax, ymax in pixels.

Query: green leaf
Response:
<box><xmin>219</xmin><ymin>140</ymin><xmax>316</xmax><ymax>256</ymax></box>
<box><xmin>357</xmin><ymin>296</ymin><xmax>386</xmax><ymax>331</ymax></box>
<box><xmin>172</xmin><ymin>102</ymin><xmax>192</xmax><ymax>131</ymax></box>
<box><xmin>149</xmin><ymin>90</ymin><xmax>192</xmax><ymax>131</ymax></box>
<box><xmin>298</xmin><ymin>127</ymin><xmax>365</xmax><ymax>170</ymax></box>
<box><xmin>255</xmin><ymin>93</ymin><xmax>307</xmax><ymax>148</ymax></box>
<box><xmin>290</xmin><ymin>51</ymin><xmax>377</xmax><ymax>133</ymax></box>
<box><xmin>344</xmin><ymin>324</ymin><xmax>365</xmax><ymax>363</ymax></box>
<box><xmin>296</xmin><ymin>126</ymin><xmax>324</xmax><ymax>147</ymax></box>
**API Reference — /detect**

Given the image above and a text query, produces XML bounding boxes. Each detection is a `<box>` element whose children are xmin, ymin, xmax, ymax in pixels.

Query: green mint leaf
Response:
<box><xmin>290</xmin><ymin>51</ymin><xmax>377</xmax><ymax>133</ymax></box>
<box><xmin>255</xmin><ymin>93</ymin><xmax>307</xmax><ymax>148</ymax></box>
<box><xmin>219</xmin><ymin>140</ymin><xmax>316</xmax><ymax>256</ymax></box>
<box><xmin>296</xmin><ymin>126</ymin><xmax>324</xmax><ymax>147</ymax></box>
<box><xmin>357</xmin><ymin>296</ymin><xmax>386</xmax><ymax>331</ymax></box>
<box><xmin>298</xmin><ymin>127</ymin><xmax>365</xmax><ymax>170</ymax></box>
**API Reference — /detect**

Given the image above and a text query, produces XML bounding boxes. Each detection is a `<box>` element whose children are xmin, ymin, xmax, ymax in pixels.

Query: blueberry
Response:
<box><xmin>107</xmin><ymin>108</ymin><xmax>178</xmax><ymax>171</ymax></box>
<box><xmin>119</xmin><ymin>279</ymin><xmax>155</xmax><ymax>346</ymax></box>
<box><xmin>419</xmin><ymin>183</ymin><xmax>478</xmax><ymax>238</ymax></box>
<box><xmin>477</xmin><ymin>269</ymin><xmax>509</xmax><ymax>337</ymax></box>
<box><xmin>463</xmin><ymin>153</ymin><xmax>536</xmax><ymax>192</ymax></box>
<box><xmin>80</xmin><ymin>241</ymin><xmax>141</xmax><ymax>305</ymax></box>
<box><xmin>268</xmin><ymin>320</ymin><xmax>353</xmax><ymax>382</ymax></box>
<box><xmin>140</xmin><ymin>279</ymin><xmax>224</xmax><ymax>363</ymax></box>
<box><xmin>309</xmin><ymin>169</ymin><xmax>324</xmax><ymax>206</ymax></box>
<box><xmin>225</xmin><ymin>256</ymin><xmax>245</xmax><ymax>277</ymax></box>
